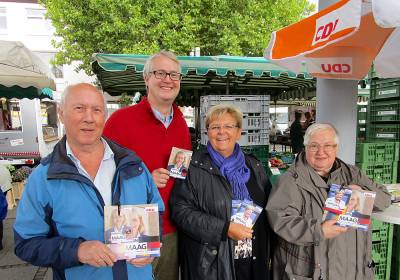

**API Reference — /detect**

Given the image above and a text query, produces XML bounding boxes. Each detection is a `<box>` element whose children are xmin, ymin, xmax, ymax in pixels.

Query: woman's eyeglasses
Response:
<box><xmin>207</xmin><ymin>124</ymin><xmax>238</xmax><ymax>132</ymax></box>
<box><xmin>306</xmin><ymin>143</ymin><xmax>337</xmax><ymax>152</ymax></box>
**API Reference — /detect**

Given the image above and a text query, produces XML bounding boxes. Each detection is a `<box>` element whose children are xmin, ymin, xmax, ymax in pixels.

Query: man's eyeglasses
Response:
<box><xmin>151</xmin><ymin>70</ymin><xmax>182</xmax><ymax>81</ymax></box>
<box><xmin>306</xmin><ymin>143</ymin><xmax>337</xmax><ymax>152</ymax></box>
<box><xmin>207</xmin><ymin>124</ymin><xmax>238</xmax><ymax>132</ymax></box>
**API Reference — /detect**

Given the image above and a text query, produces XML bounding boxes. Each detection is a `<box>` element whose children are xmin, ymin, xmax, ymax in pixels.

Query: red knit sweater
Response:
<box><xmin>103</xmin><ymin>97</ymin><xmax>192</xmax><ymax>234</ymax></box>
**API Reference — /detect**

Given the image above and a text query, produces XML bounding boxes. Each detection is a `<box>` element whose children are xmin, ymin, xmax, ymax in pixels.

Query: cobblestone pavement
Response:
<box><xmin>0</xmin><ymin>208</ymin><xmax>52</xmax><ymax>280</ymax></box>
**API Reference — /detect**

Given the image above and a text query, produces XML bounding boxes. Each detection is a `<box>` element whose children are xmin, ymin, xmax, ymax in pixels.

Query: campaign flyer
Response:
<box><xmin>167</xmin><ymin>147</ymin><xmax>192</xmax><ymax>179</ymax></box>
<box><xmin>323</xmin><ymin>185</ymin><xmax>376</xmax><ymax>231</ymax></box>
<box><xmin>233</xmin><ymin>199</ymin><xmax>263</xmax><ymax>229</ymax></box>
<box><xmin>104</xmin><ymin>204</ymin><xmax>161</xmax><ymax>259</ymax></box>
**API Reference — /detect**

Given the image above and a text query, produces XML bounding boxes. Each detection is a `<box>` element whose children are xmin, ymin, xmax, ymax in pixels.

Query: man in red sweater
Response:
<box><xmin>103</xmin><ymin>50</ymin><xmax>191</xmax><ymax>280</ymax></box>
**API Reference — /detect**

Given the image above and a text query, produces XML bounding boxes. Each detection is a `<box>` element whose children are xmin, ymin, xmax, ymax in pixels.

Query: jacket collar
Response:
<box><xmin>191</xmin><ymin>147</ymin><xmax>223</xmax><ymax>176</ymax></box>
<box><xmin>43</xmin><ymin>136</ymin><xmax>142</xmax><ymax>181</ymax></box>
<box><xmin>140</xmin><ymin>96</ymin><xmax>183</xmax><ymax>123</ymax></box>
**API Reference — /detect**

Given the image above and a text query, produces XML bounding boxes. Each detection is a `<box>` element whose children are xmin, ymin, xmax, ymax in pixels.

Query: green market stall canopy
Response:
<box><xmin>92</xmin><ymin>54</ymin><xmax>316</xmax><ymax>106</ymax></box>
<box><xmin>0</xmin><ymin>85</ymin><xmax>53</xmax><ymax>99</ymax></box>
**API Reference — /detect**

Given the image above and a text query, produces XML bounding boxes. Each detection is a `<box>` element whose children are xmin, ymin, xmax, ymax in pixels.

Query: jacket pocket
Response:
<box><xmin>284</xmin><ymin>263</ymin><xmax>313</xmax><ymax>280</ymax></box>
<box><xmin>284</xmin><ymin>270</ymin><xmax>313</xmax><ymax>280</ymax></box>
<box><xmin>198</xmin><ymin>245</ymin><xmax>218</xmax><ymax>278</ymax></box>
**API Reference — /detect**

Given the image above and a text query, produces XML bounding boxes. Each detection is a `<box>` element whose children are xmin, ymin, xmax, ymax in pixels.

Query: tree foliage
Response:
<box><xmin>41</xmin><ymin>0</ymin><xmax>314</xmax><ymax>74</ymax></box>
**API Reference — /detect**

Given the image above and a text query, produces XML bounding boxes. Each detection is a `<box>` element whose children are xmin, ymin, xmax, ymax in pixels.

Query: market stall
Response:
<box><xmin>92</xmin><ymin>54</ymin><xmax>316</xmax><ymax>107</ymax></box>
<box><xmin>0</xmin><ymin>40</ymin><xmax>57</xmax><ymax>165</ymax></box>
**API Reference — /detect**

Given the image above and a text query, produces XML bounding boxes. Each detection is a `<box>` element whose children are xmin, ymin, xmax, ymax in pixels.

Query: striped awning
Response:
<box><xmin>92</xmin><ymin>54</ymin><xmax>316</xmax><ymax>106</ymax></box>
<box><xmin>0</xmin><ymin>85</ymin><xmax>53</xmax><ymax>99</ymax></box>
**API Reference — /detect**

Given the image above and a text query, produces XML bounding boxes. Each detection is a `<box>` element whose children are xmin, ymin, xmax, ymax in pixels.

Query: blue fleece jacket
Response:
<box><xmin>14</xmin><ymin>137</ymin><xmax>164</xmax><ymax>280</ymax></box>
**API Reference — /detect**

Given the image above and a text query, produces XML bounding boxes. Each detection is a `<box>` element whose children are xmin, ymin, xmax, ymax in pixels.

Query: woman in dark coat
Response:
<box><xmin>170</xmin><ymin>104</ymin><xmax>272</xmax><ymax>280</ymax></box>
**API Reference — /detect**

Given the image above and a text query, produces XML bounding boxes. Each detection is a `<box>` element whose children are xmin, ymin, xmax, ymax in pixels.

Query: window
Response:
<box><xmin>0</xmin><ymin>99</ymin><xmax>22</xmax><ymax>131</ymax></box>
<box><xmin>0</xmin><ymin>7</ymin><xmax>7</xmax><ymax>30</ymax></box>
<box><xmin>41</xmin><ymin>101</ymin><xmax>59</xmax><ymax>141</ymax></box>
<box><xmin>269</xmin><ymin>106</ymin><xmax>289</xmax><ymax>132</ymax></box>
<box><xmin>26</xmin><ymin>8</ymin><xmax>53</xmax><ymax>35</ymax></box>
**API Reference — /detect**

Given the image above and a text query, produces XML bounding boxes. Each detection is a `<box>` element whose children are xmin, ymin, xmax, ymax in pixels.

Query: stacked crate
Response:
<box><xmin>371</xmin><ymin>219</ymin><xmax>394</xmax><ymax>280</ymax></box>
<box><xmin>355</xmin><ymin>142</ymin><xmax>399</xmax><ymax>184</ymax></box>
<box><xmin>355</xmin><ymin>142</ymin><xmax>398</xmax><ymax>280</ymax></box>
<box><xmin>391</xmin><ymin>225</ymin><xmax>400</xmax><ymax>280</ymax></box>
<box><xmin>357</xmin><ymin>104</ymin><xmax>368</xmax><ymax>142</ymax></box>
<box><xmin>368</xmin><ymin>78</ymin><xmax>400</xmax><ymax>142</ymax></box>
<box><xmin>200</xmin><ymin>95</ymin><xmax>270</xmax><ymax>167</ymax></box>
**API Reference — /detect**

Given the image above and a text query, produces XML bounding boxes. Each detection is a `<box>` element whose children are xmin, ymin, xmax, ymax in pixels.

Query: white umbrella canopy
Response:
<box><xmin>264</xmin><ymin>0</ymin><xmax>400</xmax><ymax>80</ymax></box>
<box><xmin>0</xmin><ymin>40</ymin><xmax>56</xmax><ymax>90</ymax></box>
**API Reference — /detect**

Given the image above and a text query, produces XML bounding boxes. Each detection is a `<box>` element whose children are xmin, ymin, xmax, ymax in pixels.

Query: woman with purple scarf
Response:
<box><xmin>170</xmin><ymin>104</ymin><xmax>273</xmax><ymax>280</ymax></box>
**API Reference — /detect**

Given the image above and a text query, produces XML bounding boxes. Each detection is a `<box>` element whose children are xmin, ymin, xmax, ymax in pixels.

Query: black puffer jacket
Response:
<box><xmin>170</xmin><ymin>148</ymin><xmax>273</xmax><ymax>280</ymax></box>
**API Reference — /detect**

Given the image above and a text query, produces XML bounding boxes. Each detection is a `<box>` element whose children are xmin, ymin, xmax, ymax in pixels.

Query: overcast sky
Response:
<box><xmin>309</xmin><ymin>0</ymin><xmax>319</xmax><ymax>12</ymax></box>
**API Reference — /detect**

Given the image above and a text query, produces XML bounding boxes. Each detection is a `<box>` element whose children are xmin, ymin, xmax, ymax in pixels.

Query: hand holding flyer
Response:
<box><xmin>167</xmin><ymin>147</ymin><xmax>192</xmax><ymax>179</ymax></box>
<box><xmin>104</xmin><ymin>204</ymin><xmax>161</xmax><ymax>260</ymax></box>
<box><xmin>323</xmin><ymin>184</ymin><xmax>376</xmax><ymax>231</ymax></box>
<box><xmin>232</xmin><ymin>199</ymin><xmax>262</xmax><ymax>229</ymax></box>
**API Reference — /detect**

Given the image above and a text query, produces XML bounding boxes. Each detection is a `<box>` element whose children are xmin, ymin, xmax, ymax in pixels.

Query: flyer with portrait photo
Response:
<box><xmin>231</xmin><ymin>199</ymin><xmax>263</xmax><ymax>260</ymax></box>
<box><xmin>233</xmin><ymin>199</ymin><xmax>263</xmax><ymax>229</ymax></box>
<box><xmin>322</xmin><ymin>185</ymin><xmax>376</xmax><ymax>231</ymax></box>
<box><xmin>104</xmin><ymin>204</ymin><xmax>161</xmax><ymax>259</ymax></box>
<box><xmin>231</xmin><ymin>200</ymin><xmax>242</xmax><ymax>221</ymax></box>
<box><xmin>167</xmin><ymin>147</ymin><xmax>192</xmax><ymax>179</ymax></box>
<box><xmin>323</xmin><ymin>184</ymin><xmax>352</xmax><ymax>213</ymax></box>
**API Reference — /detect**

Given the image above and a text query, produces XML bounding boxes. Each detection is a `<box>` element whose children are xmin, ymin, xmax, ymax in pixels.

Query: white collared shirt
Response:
<box><xmin>66</xmin><ymin>138</ymin><xmax>116</xmax><ymax>206</ymax></box>
<box><xmin>151</xmin><ymin>106</ymin><xmax>174</xmax><ymax>128</ymax></box>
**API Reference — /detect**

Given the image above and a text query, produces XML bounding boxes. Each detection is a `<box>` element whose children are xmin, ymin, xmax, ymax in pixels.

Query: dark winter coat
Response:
<box><xmin>170</xmin><ymin>147</ymin><xmax>273</xmax><ymax>280</ymax></box>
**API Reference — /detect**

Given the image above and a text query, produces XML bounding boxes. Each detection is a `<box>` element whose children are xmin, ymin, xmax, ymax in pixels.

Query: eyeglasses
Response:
<box><xmin>207</xmin><ymin>124</ymin><xmax>238</xmax><ymax>132</ymax></box>
<box><xmin>150</xmin><ymin>70</ymin><xmax>182</xmax><ymax>81</ymax></box>
<box><xmin>306</xmin><ymin>143</ymin><xmax>337</xmax><ymax>152</ymax></box>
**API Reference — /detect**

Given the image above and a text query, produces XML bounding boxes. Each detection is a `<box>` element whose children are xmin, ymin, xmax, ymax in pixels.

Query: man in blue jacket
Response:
<box><xmin>14</xmin><ymin>83</ymin><xmax>164</xmax><ymax>280</ymax></box>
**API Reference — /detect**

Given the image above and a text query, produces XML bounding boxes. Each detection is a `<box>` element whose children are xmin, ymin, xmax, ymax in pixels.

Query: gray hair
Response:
<box><xmin>205</xmin><ymin>104</ymin><xmax>243</xmax><ymax>129</ymax></box>
<box><xmin>60</xmin><ymin>83</ymin><xmax>108</xmax><ymax>117</ymax></box>
<box><xmin>142</xmin><ymin>50</ymin><xmax>181</xmax><ymax>78</ymax></box>
<box><xmin>304</xmin><ymin>123</ymin><xmax>339</xmax><ymax>146</ymax></box>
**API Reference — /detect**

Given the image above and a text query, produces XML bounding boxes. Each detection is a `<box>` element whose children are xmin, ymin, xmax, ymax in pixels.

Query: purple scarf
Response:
<box><xmin>207</xmin><ymin>142</ymin><xmax>251</xmax><ymax>200</ymax></box>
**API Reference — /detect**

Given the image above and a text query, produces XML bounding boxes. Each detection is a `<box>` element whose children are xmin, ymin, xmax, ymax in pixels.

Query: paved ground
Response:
<box><xmin>0</xmin><ymin>207</ymin><xmax>52</xmax><ymax>280</ymax></box>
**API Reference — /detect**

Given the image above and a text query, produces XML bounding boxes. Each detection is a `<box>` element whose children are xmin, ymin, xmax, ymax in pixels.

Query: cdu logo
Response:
<box><xmin>315</xmin><ymin>19</ymin><xmax>339</xmax><ymax>43</ymax></box>
<box><xmin>307</xmin><ymin>58</ymin><xmax>353</xmax><ymax>75</ymax></box>
<box><xmin>321</xmin><ymin>63</ymin><xmax>351</xmax><ymax>73</ymax></box>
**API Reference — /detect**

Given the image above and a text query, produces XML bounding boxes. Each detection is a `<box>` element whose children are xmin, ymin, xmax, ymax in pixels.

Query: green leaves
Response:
<box><xmin>41</xmin><ymin>0</ymin><xmax>314</xmax><ymax>74</ymax></box>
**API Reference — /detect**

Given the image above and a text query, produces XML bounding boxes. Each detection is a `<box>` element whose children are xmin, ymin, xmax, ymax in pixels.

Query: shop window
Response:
<box><xmin>0</xmin><ymin>99</ymin><xmax>22</xmax><ymax>131</ymax></box>
<box><xmin>41</xmin><ymin>101</ymin><xmax>59</xmax><ymax>141</ymax></box>
<box><xmin>269</xmin><ymin>106</ymin><xmax>289</xmax><ymax>132</ymax></box>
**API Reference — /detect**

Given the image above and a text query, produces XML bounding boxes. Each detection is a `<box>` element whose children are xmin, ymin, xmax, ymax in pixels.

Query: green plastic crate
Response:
<box><xmin>241</xmin><ymin>145</ymin><xmax>269</xmax><ymax>167</ymax></box>
<box><xmin>391</xmin><ymin>225</ymin><xmax>400</xmax><ymax>280</ymax></box>
<box><xmin>356</xmin><ymin>161</ymin><xmax>398</xmax><ymax>184</ymax></box>
<box><xmin>372</xmin><ymin>222</ymin><xmax>391</xmax><ymax>242</ymax></box>
<box><xmin>370</xmin><ymin>78</ymin><xmax>400</xmax><ymax>100</ymax></box>
<box><xmin>356</xmin><ymin>142</ymin><xmax>400</xmax><ymax>163</ymax></box>
<box><xmin>368</xmin><ymin>123</ymin><xmax>400</xmax><ymax>142</ymax></box>
<box><xmin>357</xmin><ymin>124</ymin><xmax>368</xmax><ymax>142</ymax></box>
<box><xmin>370</xmin><ymin>99</ymin><xmax>400</xmax><ymax>122</ymax></box>
<box><xmin>371</xmin><ymin>219</ymin><xmax>393</xmax><ymax>280</ymax></box>
<box><xmin>358</xmin><ymin>104</ymin><xmax>368</xmax><ymax>120</ymax></box>
<box><xmin>375</xmin><ymin>262</ymin><xmax>391</xmax><ymax>280</ymax></box>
